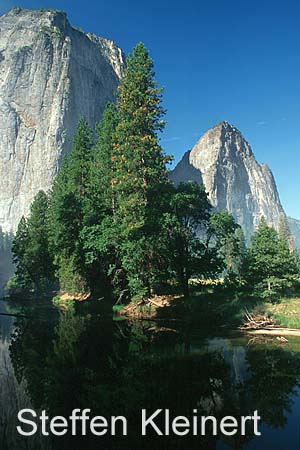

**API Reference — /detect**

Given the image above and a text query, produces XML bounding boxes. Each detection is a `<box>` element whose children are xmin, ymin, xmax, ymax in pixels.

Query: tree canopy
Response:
<box><xmin>11</xmin><ymin>43</ymin><xmax>297</xmax><ymax>304</ymax></box>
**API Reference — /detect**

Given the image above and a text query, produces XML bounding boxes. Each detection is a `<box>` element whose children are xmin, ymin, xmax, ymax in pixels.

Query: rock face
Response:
<box><xmin>0</xmin><ymin>7</ymin><xmax>125</xmax><ymax>232</ymax></box>
<box><xmin>170</xmin><ymin>121</ymin><xmax>286</xmax><ymax>241</ymax></box>
<box><xmin>287</xmin><ymin>217</ymin><xmax>300</xmax><ymax>249</ymax></box>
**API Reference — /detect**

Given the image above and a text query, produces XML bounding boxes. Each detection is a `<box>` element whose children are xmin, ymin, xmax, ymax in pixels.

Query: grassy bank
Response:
<box><xmin>263</xmin><ymin>298</ymin><xmax>300</xmax><ymax>329</ymax></box>
<box><xmin>185</xmin><ymin>293</ymin><xmax>300</xmax><ymax>330</ymax></box>
<box><xmin>114</xmin><ymin>288</ymin><xmax>254</xmax><ymax>327</ymax></box>
<box><xmin>115</xmin><ymin>284</ymin><xmax>300</xmax><ymax>331</ymax></box>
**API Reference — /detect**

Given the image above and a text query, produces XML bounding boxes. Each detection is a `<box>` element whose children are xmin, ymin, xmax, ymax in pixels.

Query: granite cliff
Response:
<box><xmin>0</xmin><ymin>7</ymin><xmax>125</xmax><ymax>232</ymax></box>
<box><xmin>0</xmin><ymin>8</ymin><xmax>297</xmax><ymax>245</ymax></box>
<box><xmin>170</xmin><ymin>121</ymin><xmax>286</xmax><ymax>242</ymax></box>
<box><xmin>287</xmin><ymin>217</ymin><xmax>300</xmax><ymax>249</ymax></box>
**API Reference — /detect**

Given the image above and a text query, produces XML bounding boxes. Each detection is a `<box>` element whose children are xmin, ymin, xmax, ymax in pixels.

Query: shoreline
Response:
<box><xmin>242</xmin><ymin>328</ymin><xmax>300</xmax><ymax>337</ymax></box>
<box><xmin>4</xmin><ymin>291</ymin><xmax>300</xmax><ymax>337</ymax></box>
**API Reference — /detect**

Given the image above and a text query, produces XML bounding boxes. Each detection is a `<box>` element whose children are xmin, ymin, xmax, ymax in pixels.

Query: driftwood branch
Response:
<box><xmin>147</xmin><ymin>298</ymin><xmax>163</xmax><ymax>308</ymax></box>
<box><xmin>240</xmin><ymin>308</ymin><xmax>276</xmax><ymax>330</ymax></box>
<box><xmin>114</xmin><ymin>289</ymin><xmax>129</xmax><ymax>305</ymax></box>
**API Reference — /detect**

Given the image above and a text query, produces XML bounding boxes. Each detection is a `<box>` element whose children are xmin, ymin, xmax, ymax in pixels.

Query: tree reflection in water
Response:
<box><xmin>6</xmin><ymin>309</ymin><xmax>300</xmax><ymax>450</ymax></box>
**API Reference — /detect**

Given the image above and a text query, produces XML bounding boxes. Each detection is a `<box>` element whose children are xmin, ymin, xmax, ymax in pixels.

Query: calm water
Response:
<box><xmin>0</xmin><ymin>298</ymin><xmax>300</xmax><ymax>450</ymax></box>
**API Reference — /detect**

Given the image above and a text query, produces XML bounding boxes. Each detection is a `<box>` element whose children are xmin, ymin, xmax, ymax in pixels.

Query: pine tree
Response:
<box><xmin>26</xmin><ymin>190</ymin><xmax>54</xmax><ymax>287</ymax></box>
<box><xmin>12</xmin><ymin>191</ymin><xmax>54</xmax><ymax>290</ymax></box>
<box><xmin>12</xmin><ymin>216</ymin><xmax>31</xmax><ymax>289</ymax></box>
<box><xmin>244</xmin><ymin>217</ymin><xmax>298</xmax><ymax>291</ymax></box>
<box><xmin>81</xmin><ymin>104</ymin><xmax>118</xmax><ymax>292</ymax></box>
<box><xmin>84</xmin><ymin>103</ymin><xmax>117</xmax><ymax>225</ymax></box>
<box><xmin>111</xmin><ymin>43</ymin><xmax>171</xmax><ymax>296</ymax></box>
<box><xmin>49</xmin><ymin>118</ymin><xmax>93</xmax><ymax>293</ymax></box>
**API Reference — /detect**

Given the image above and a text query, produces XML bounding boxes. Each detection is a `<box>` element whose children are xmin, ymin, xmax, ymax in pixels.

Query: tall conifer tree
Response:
<box><xmin>81</xmin><ymin>104</ymin><xmax>118</xmax><ymax>292</ymax></box>
<box><xmin>12</xmin><ymin>191</ymin><xmax>54</xmax><ymax>290</ymax></box>
<box><xmin>112</xmin><ymin>43</ymin><xmax>171</xmax><ymax>296</ymax></box>
<box><xmin>244</xmin><ymin>217</ymin><xmax>298</xmax><ymax>289</ymax></box>
<box><xmin>12</xmin><ymin>216</ymin><xmax>30</xmax><ymax>289</ymax></box>
<box><xmin>49</xmin><ymin>118</ymin><xmax>93</xmax><ymax>292</ymax></box>
<box><xmin>86</xmin><ymin>103</ymin><xmax>117</xmax><ymax>224</ymax></box>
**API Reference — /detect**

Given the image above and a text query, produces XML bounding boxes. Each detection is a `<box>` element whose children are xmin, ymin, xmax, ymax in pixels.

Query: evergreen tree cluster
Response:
<box><xmin>14</xmin><ymin>42</ymin><xmax>295</xmax><ymax>302</ymax></box>
<box><xmin>243</xmin><ymin>217</ymin><xmax>299</xmax><ymax>300</ymax></box>
<box><xmin>11</xmin><ymin>191</ymin><xmax>54</xmax><ymax>291</ymax></box>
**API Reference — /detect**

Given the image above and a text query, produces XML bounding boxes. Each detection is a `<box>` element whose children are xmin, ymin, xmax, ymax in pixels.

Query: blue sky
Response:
<box><xmin>1</xmin><ymin>0</ymin><xmax>300</xmax><ymax>218</ymax></box>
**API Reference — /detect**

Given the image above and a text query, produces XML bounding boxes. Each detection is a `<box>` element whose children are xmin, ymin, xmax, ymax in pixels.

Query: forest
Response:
<box><xmin>4</xmin><ymin>43</ymin><xmax>300</xmax><ymax>327</ymax></box>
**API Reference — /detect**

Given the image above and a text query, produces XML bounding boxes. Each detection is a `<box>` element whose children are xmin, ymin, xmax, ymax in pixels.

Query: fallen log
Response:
<box><xmin>244</xmin><ymin>328</ymin><xmax>300</xmax><ymax>337</ymax></box>
<box><xmin>240</xmin><ymin>308</ymin><xmax>276</xmax><ymax>330</ymax></box>
<box><xmin>147</xmin><ymin>298</ymin><xmax>164</xmax><ymax>308</ymax></box>
<box><xmin>147</xmin><ymin>326</ymin><xmax>179</xmax><ymax>334</ymax></box>
<box><xmin>276</xmin><ymin>336</ymin><xmax>288</xmax><ymax>343</ymax></box>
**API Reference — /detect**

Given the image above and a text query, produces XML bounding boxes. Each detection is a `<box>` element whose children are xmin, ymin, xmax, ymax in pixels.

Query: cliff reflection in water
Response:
<box><xmin>1</xmin><ymin>302</ymin><xmax>300</xmax><ymax>449</ymax></box>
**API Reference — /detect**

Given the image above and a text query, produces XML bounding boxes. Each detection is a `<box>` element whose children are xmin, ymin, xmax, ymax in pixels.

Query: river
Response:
<box><xmin>0</xmin><ymin>298</ymin><xmax>300</xmax><ymax>449</ymax></box>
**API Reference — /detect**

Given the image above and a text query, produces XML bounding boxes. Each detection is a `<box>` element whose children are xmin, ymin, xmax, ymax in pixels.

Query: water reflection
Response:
<box><xmin>1</xmin><ymin>301</ymin><xmax>300</xmax><ymax>449</ymax></box>
<box><xmin>0</xmin><ymin>302</ymin><xmax>51</xmax><ymax>450</ymax></box>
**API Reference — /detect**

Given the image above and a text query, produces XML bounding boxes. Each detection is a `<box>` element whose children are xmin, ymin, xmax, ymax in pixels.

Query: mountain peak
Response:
<box><xmin>6</xmin><ymin>7</ymin><xmax>67</xmax><ymax>17</ymax></box>
<box><xmin>216</xmin><ymin>120</ymin><xmax>232</xmax><ymax>128</ymax></box>
<box><xmin>211</xmin><ymin>120</ymin><xmax>242</xmax><ymax>135</ymax></box>
<box><xmin>190</xmin><ymin>120</ymin><xmax>253</xmax><ymax>164</ymax></box>
<box><xmin>170</xmin><ymin>122</ymin><xmax>285</xmax><ymax>242</ymax></box>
